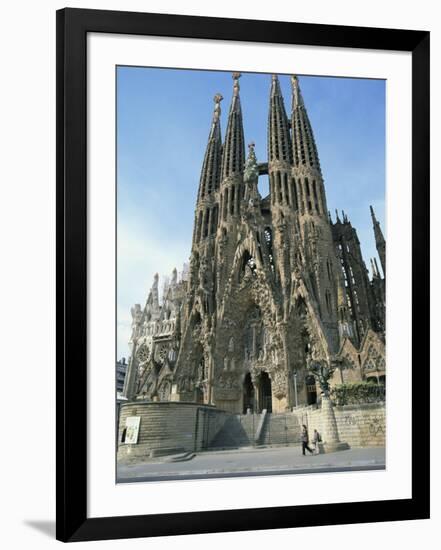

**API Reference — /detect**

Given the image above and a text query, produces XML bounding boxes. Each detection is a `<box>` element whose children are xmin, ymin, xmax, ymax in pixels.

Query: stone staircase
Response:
<box><xmin>209</xmin><ymin>413</ymin><xmax>260</xmax><ymax>449</ymax></box>
<box><xmin>208</xmin><ymin>412</ymin><xmax>302</xmax><ymax>449</ymax></box>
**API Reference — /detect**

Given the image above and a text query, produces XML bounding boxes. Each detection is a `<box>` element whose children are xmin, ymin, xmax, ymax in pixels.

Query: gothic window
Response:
<box><xmin>239</xmin><ymin>250</ymin><xmax>257</xmax><ymax>280</ymax></box>
<box><xmin>305</xmin><ymin>178</ymin><xmax>310</xmax><ymax>196</ymax></box>
<box><xmin>230</xmin><ymin>185</ymin><xmax>235</xmax><ymax>215</ymax></box>
<box><xmin>325</xmin><ymin>290</ymin><xmax>332</xmax><ymax>315</ymax></box>
<box><xmin>137</xmin><ymin>343</ymin><xmax>150</xmax><ymax>363</ymax></box>
<box><xmin>312</xmin><ymin>180</ymin><xmax>320</xmax><ymax>212</ymax></box>
<box><xmin>312</xmin><ymin>179</ymin><xmax>318</xmax><ymax>201</ymax></box>
<box><xmin>284</xmin><ymin>174</ymin><xmax>290</xmax><ymax>205</ymax></box>
<box><xmin>212</xmin><ymin>205</ymin><xmax>219</xmax><ymax>234</ymax></box>
<box><xmin>353</xmin><ymin>289</ymin><xmax>358</xmax><ymax>304</ymax></box>
<box><xmin>292</xmin><ymin>178</ymin><xmax>299</xmax><ymax>210</ymax></box>
<box><xmin>326</xmin><ymin>259</ymin><xmax>332</xmax><ymax>281</ymax></box>
<box><xmin>197</xmin><ymin>211</ymin><xmax>203</xmax><ymax>242</ymax></box>
<box><xmin>264</xmin><ymin>227</ymin><xmax>275</xmax><ymax>272</ymax></box>
<box><xmin>198</xmin><ymin>356</ymin><xmax>208</xmax><ymax>381</ymax></box>
<box><xmin>203</xmin><ymin>209</ymin><xmax>209</xmax><ymax>238</ymax></box>
<box><xmin>276</xmin><ymin>172</ymin><xmax>282</xmax><ymax>203</ymax></box>
<box><xmin>192</xmin><ymin>311</ymin><xmax>201</xmax><ymax>327</ymax></box>
<box><xmin>349</xmin><ymin>266</ymin><xmax>356</xmax><ymax>284</ymax></box>
<box><xmin>341</xmin><ymin>263</ymin><xmax>349</xmax><ymax>287</ymax></box>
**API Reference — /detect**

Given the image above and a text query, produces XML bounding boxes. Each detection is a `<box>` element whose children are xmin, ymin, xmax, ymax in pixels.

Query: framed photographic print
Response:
<box><xmin>56</xmin><ymin>8</ymin><xmax>430</xmax><ymax>542</ymax></box>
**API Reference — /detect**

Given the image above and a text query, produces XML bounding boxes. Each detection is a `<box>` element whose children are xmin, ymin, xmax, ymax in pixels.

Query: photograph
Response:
<box><xmin>115</xmin><ymin>67</ymin><xmax>387</xmax><ymax>483</ymax></box>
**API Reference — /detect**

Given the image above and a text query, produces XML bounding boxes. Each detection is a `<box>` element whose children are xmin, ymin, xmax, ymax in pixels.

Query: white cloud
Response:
<box><xmin>117</xmin><ymin>219</ymin><xmax>190</xmax><ymax>358</ymax></box>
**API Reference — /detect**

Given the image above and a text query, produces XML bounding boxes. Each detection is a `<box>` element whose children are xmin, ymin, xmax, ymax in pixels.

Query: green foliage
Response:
<box><xmin>330</xmin><ymin>382</ymin><xmax>385</xmax><ymax>406</ymax></box>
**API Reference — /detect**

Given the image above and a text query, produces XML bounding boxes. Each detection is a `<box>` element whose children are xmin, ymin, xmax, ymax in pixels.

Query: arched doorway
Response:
<box><xmin>259</xmin><ymin>372</ymin><xmax>272</xmax><ymax>412</ymax></box>
<box><xmin>243</xmin><ymin>373</ymin><xmax>254</xmax><ymax>413</ymax></box>
<box><xmin>305</xmin><ymin>374</ymin><xmax>317</xmax><ymax>405</ymax></box>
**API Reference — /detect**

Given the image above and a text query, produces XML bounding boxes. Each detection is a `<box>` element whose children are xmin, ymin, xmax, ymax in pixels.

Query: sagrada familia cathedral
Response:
<box><xmin>122</xmin><ymin>73</ymin><xmax>386</xmax><ymax>414</ymax></box>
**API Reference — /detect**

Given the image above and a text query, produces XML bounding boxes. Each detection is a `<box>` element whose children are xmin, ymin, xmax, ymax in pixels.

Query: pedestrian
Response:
<box><xmin>301</xmin><ymin>424</ymin><xmax>314</xmax><ymax>455</ymax></box>
<box><xmin>312</xmin><ymin>429</ymin><xmax>321</xmax><ymax>454</ymax></box>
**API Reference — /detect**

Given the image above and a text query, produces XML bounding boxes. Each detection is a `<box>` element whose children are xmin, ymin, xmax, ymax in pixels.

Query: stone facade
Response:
<box><xmin>122</xmin><ymin>73</ymin><xmax>386</xmax><ymax>414</ymax></box>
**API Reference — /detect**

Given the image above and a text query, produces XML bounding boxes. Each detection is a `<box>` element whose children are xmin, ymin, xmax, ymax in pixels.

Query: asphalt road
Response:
<box><xmin>117</xmin><ymin>445</ymin><xmax>385</xmax><ymax>483</ymax></box>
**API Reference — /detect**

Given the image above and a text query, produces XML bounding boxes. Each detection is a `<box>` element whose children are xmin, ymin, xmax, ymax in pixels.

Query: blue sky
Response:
<box><xmin>117</xmin><ymin>67</ymin><xmax>385</xmax><ymax>360</ymax></box>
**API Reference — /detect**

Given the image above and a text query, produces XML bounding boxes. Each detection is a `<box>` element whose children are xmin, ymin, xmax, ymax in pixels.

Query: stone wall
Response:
<box><xmin>291</xmin><ymin>402</ymin><xmax>385</xmax><ymax>448</ymax></box>
<box><xmin>117</xmin><ymin>401</ymin><xmax>385</xmax><ymax>462</ymax></box>
<box><xmin>117</xmin><ymin>401</ymin><xmax>229</xmax><ymax>461</ymax></box>
<box><xmin>333</xmin><ymin>403</ymin><xmax>386</xmax><ymax>447</ymax></box>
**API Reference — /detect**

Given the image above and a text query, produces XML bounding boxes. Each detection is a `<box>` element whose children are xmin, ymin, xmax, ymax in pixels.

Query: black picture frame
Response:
<box><xmin>56</xmin><ymin>7</ymin><xmax>430</xmax><ymax>542</ymax></box>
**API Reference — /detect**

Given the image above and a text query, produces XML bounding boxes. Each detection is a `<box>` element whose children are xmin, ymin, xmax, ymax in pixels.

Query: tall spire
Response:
<box><xmin>268</xmin><ymin>75</ymin><xmax>292</xmax><ymax>163</ymax></box>
<box><xmin>221</xmin><ymin>73</ymin><xmax>245</xmax><ymax>180</ymax></box>
<box><xmin>198</xmin><ymin>93</ymin><xmax>223</xmax><ymax>201</ymax></box>
<box><xmin>370</xmin><ymin>205</ymin><xmax>386</xmax><ymax>277</ymax></box>
<box><xmin>291</xmin><ymin>75</ymin><xmax>321</xmax><ymax>172</ymax></box>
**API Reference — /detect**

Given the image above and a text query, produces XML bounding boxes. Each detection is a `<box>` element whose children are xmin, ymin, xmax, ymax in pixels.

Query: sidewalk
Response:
<box><xmin>117</xmin><ymin>445</ymin><xmax>385</xmax><ymax>483</ymax></box>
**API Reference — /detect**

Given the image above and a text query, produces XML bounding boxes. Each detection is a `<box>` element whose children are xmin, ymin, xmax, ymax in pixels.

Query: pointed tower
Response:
<box><xmin>219</xmin><ymin>73</ymin><xmax>245</xmax><ymax>224</ymax></box>
<box><xmin>291</xmin><ymin>75</ymin><xmax>327</xmax><ymax>217</ymax></box>
<box><xmin>291</xmin><ymin>75</ymin><xmax>340</xmax><ymax>349</ymax></box>
<box><xmin>331</xmin><ymin>213</ymin><xmax>374</xmax><ymax>344</ymax></box>
<box><xmin>370</xmin><ymin>205</ymin><xmax>386</xmax><ymax>277</ymax></box>
<box><xmin>267</xmin><ymin>75</ymin><xmax>295</xmax><ymax>306</ymax></box>
<box><xmin>215</xmin><ymin>73</ymin><xmax>246</xmax><ymax>300</ymax></box>
<box><xmin>192</xmin><ymin>93</ymin><xmax>223</xmax><ymax>247</ymax></box>
<box><xmin>369</xmin><ymin>255</ymin><xmax>386</xmax><ymax>333</ymax></box>
<box><xmin>268</xmin><ymin>75</ymin><xmax>294</xmax><ymax>211</ymax></box>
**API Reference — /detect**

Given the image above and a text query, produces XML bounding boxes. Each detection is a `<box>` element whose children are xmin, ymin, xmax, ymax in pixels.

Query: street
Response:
<box><xmin>117</xmin><ymin>445</ymin><xmax>385</xmax><ymax>483</ymax></box>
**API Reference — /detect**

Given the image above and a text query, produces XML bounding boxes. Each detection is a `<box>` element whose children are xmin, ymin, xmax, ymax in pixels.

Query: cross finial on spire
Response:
<box><xmin>213</xmin><ymin>93</ymin><xmax>223</xmax><ymax>122</ymax></box>
<box><xmin>291</xmin><ymin>74</ymin><xmax>304</xmax><ymax>108</ymax></box>
<box><xmin>232</xmin><ymin>72</ymin><xmax>241</xmax><ymax>95</ymax></box>
<box><xmin>270</xmin><ymin>74</ymin><xmax>283</xmax><ymax>98</ymax></box>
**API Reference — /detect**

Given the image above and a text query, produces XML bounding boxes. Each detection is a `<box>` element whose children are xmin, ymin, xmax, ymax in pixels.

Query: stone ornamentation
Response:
<box><xmin>122</xmin><ymin>74</ymin><xmax>386</xmax><ymax>414</ymax></box>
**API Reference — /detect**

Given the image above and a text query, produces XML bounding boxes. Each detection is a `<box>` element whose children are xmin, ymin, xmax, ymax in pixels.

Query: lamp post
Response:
<box><xmin>293</xmin><ymin>370</ymin><xmax>298</xmax><ymax>408</ymax></box>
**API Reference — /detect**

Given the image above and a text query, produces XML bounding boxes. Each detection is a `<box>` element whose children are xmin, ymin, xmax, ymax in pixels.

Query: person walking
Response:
<box><xmin>301</xmin><ymin>424</ymin><xmax>314</xmax><ymax>455</ymax></box>
<box><xmin>312</xmin><ymin>429</ymin><xmax>321</xmax><ymax>454</ymax></box>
